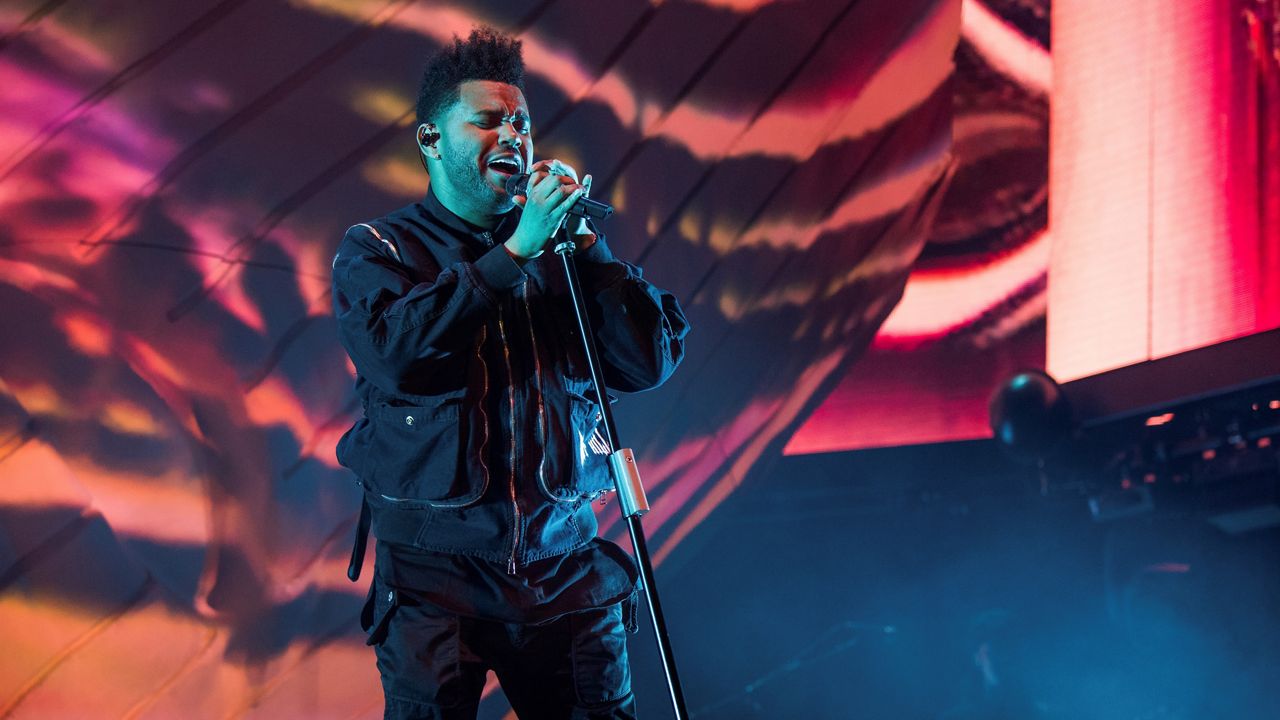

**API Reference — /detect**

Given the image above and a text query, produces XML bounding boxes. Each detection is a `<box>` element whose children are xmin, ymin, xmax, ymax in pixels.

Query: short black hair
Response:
<box><xmin>415</xmin><ymin>26</ymin><xmax>525</xmax><ymax>125</ymax></box>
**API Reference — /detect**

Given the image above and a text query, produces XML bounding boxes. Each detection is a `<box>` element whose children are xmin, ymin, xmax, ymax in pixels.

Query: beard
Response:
<box><xmin>439</xmin><ymin>142</ymin><xmax>513</xmax><ymax>213</ymax></box>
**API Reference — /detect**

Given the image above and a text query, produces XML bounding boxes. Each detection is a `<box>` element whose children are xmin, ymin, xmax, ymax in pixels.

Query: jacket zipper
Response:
<box><xmin>519</xmin><ymin>279</ymin><xmax>550</xmax><ymax>498</ymax></box>
<box><xmin>471</xmin><ymin>324</ymin><xmax>492</xmax><ymax>502</ymax></box>
<box><xmin>496</xmin><ymin>297</ymin><xmax>521</xmax><ymax>574</ymax></box>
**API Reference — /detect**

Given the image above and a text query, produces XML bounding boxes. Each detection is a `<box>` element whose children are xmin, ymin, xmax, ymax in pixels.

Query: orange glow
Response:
<box><xmin>245</xmin><ymin>376</ymin><xmax>346</xmax><ymax>470</ymax></box>
<box><xmin>98</xmin><ymin>401</ymin><xmax>163</xmax><ymax>437</ymax></box>
<box><xmin>0</xmin><ymin>258</ymin><xmax>81</xmax><ymax>294</ymax></box>
<box><xmin>58</xmin><ymin>313</ymin><xmax>112</xmax><ymax>357</ymax></box>
<box><xmin>122</xmin><ymin>338</ymin><xmax>190</xmax><ymax>391</ymax></box>
<box><xmin>361</xmin><ymin>155</ymin><xmax>424</xmax><ymax>199</ymax></box>
<box><xmin>170</xmin><ymin>202</ymin><xmax>269</xmax><ymax>333</ymax></box>
<box><xmin>264</xmin><ymin>224</ymin><xmax>341</xmax><ymax>310</ymax></box>
<box><xmin>7</xmin><ymin>383</ymin><xmax>68</xmax><ymax>418</ymax></box>
<box><xmin>67</xmin><ymin>466</ymin><xmax>209</xmax><ymax>546</ymax></box>
<box><xmin>0</xmin><ymin>584</ymin><xmax>375</xmax><ymax>719</ymax></box>
<box><xmin>1144</xmin><ymin>413</ymin><xmax>1175</xmax><ymax>427</ymax></box>
<box><xmin>0</xmin><ymin>439</ymin><xmax>92</xmax><ymax>508</ymax></box>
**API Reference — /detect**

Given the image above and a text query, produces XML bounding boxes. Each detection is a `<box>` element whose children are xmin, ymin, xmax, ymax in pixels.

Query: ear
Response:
<box><xmin>416</xmin><ymin>123</ymin><xmax>441</xmax><ymax>160</ymax></box>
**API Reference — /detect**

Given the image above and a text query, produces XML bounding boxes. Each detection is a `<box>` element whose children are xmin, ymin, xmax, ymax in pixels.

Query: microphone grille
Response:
<box><xmin>505</xmin><ymin>173</ymin><xmax>530</xmax><ymax>196</ymax></box>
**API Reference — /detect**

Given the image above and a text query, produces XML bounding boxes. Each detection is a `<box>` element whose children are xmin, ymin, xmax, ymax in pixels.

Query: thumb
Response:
<box><xmin>582</xmin><ymin>174</ymin><xmax>592</xmax><ymax>198</ymax></box>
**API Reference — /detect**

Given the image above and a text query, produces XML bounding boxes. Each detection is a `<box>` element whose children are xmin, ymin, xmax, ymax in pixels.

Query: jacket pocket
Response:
<box><xmin>552</xmin><ymin>384</ymin><xmax>615</xmax><ymax>500</ymax></box>
<box><xmin>367</xmin><ymin>394</ymin><xmax>485</xmax><ymax>507</ymax></box>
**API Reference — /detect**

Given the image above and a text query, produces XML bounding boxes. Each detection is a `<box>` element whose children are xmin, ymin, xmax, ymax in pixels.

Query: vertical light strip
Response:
<box><xmin>1048</xmin><ymin>0</ymin><xmax>1154</xmax><ymax>381</ymax></box>
<box><xmin>1149</xmin><ymin>0</ymin><xmax>1261</xmax><ymax>358</ymax></box>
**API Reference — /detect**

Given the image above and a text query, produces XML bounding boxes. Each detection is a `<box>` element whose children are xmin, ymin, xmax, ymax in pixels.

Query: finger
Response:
<box><xmin>529</xmin><ymin>166</ymin><xmax>571</xmax><ymax>187</ymax></box>
<box><xmin>528</xmin><ymin>169</ymin><xmax>559</xmax><ymax>200</ymax></box>
<box><xmin>551</xmin><ymin>185</ymin><xmax>586</xmax><ymax>214</ymax></box>
<box><xmin>582</xmin><ymin>174</ymin><xmax>592</xmax><ymax>198</ymax></box>
<box><xmin>534</xmin><ymin>174</ymin><xmax>571</xmax><ymax>203</ymax></box>
<box><xmin>541</xmin><ymin>187</ymin><xmax>582</xmax><ymax>225</ymax></box>
<box><xmin>549</xmin><ymin>159</ymin><xmax>579</xmax><ymax>183</ymax></box>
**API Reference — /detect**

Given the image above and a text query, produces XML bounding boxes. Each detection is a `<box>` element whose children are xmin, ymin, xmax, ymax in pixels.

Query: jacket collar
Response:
<box><xmin>422</xmin><ymin>185</ymin><xmax>520</xmax><ymax>244</ymax></box>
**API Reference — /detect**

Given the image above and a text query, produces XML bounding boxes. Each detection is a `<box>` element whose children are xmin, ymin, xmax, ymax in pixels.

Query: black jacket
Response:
<box><xmin>332</xmin><ymin>190</ymin><xmax>688</xmax><ymax>570</ymax></box>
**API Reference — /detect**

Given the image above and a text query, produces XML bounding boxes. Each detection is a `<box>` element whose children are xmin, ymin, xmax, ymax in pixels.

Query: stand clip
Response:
<box><xmin>609</xmin><ymin>448</ymin><xmax>650</xmax><ymax>517</ymax></box>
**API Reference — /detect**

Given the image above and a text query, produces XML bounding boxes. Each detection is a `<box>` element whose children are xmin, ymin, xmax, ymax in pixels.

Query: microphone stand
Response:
<box><xmin>553</xmin><ymin>237</ymin><xmax>689</xmax><ymax>720</ymax></box>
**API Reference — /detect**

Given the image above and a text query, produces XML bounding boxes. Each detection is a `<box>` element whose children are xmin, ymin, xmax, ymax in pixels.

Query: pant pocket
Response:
<box><xmin>374</xmin><ymin>599</ymin><xmax>481</xmax><ymax>711</ymax></box>
<box><xmin>569</xmin><ymin>603</ymin><xmax>632</xmax><ymax>705</ymax></box>
<box><xmin>363</xmin><ymin>580</ymin><xmax>399</xmax><ymax>646</ymax></box>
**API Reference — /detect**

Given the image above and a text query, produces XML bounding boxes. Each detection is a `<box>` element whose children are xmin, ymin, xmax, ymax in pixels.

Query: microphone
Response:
<box><xmin>505</xmin><ymin>173</ymin><xmax>614</xmax><ymax>220</ymax></box>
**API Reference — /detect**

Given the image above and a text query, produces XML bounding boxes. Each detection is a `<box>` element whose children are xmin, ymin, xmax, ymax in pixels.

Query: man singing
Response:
<box><xmin>331</xmin><ymin>27</ymin><xmax>689</xmax><ymax>719</ymax></box>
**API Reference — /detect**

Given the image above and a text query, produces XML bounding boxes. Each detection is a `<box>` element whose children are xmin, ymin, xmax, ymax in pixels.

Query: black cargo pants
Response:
<box><xmin>363</xmin><ymin>582</ymin><xmax>637</xmax><ymax>719</ymax></box>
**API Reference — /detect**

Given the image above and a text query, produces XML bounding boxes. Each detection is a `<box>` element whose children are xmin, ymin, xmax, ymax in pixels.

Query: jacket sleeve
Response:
<box><xmin>331</xmin><ymin>223</ymin><xmax>525</xmax><ymax>394</ymax></box>
<box><xmin>572</xmin><ymin>231</ymin><xmax>690</xmax><ymax>392</ymax></box>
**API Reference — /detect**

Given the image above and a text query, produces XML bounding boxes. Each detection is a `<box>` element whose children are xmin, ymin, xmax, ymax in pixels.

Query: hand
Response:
<box><xmin>507</xmin><ymin>159</ymin><xmax>586</xmax><ymax>259</ymax></box>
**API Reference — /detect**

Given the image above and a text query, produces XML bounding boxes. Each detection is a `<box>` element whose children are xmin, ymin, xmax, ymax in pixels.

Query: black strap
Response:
<box><xmin>347</xmin><ymin>496</ymin><xmax>371</xmax><ymax>582</ymax></box>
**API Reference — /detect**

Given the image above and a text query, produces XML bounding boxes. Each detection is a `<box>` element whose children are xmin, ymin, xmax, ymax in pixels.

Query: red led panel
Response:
<box><xmin>1050</xmin><ymin>0</ymin><xmax>1276</xmax><ymax>382</ymax></box>
<box><xmin>1048</xmin><ymin>0</ymin><xmax>1156</xmax><ymax>382</ymax></box>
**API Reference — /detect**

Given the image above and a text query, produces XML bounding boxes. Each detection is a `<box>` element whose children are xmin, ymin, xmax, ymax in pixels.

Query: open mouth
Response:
<box><xmin>485</xmin><ymin>155</ymin><xmax>521</xmax><ymax>176</ymax></box>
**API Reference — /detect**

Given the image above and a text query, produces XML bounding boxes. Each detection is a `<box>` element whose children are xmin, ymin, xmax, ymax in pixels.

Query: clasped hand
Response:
<box><xmin>506</xmin><ymin>159</ymin><xmax>594</xmax><ymax>260</ymax></box>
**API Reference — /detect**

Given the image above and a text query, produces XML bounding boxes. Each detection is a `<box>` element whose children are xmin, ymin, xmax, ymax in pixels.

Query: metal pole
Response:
<box><xmin>554</xmin><ymin>240</ymin><xmax>689</xmax><ymax>720</ymax></box>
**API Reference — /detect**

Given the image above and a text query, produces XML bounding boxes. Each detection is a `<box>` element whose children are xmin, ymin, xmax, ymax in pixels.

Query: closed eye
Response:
<box><xmin>473</xmin><ymin>112</ymin><xmax>531</xmax><ymax>135</ymax></box>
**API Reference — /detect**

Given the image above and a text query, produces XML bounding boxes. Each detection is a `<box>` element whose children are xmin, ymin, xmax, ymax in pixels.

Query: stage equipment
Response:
<box><xmin>550</xmin><ymin>232</ymin><xmax>687</xmax><ymax>718</ymax></box>
<box><xmin>1073</xmin><ymin>378</ymin><xmax>1280</xmax><ymax>531</ymax></box>
<box><xmin>989</xmin><ymin>370</ymin><xmax>1072</xmax><ymax>464</ymax></box>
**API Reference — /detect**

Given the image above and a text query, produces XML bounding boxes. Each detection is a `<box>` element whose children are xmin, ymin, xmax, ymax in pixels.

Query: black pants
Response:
<box><xmin>366</xmin><ymin>588</ymin><xmax>636</xmax><ymax>719</ymax></box>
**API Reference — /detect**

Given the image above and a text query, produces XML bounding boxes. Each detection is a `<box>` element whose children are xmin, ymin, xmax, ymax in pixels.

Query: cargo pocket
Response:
<box><xmin>367</xmin><ymin>395</ymin><xmax>483</xmax><ymax>507</ymax></box>
<box><xmin>562</xmin><ymin>387</ymin><xmax>614</xmax><ymax>499</ymax></box>
<box><xmin>362</xmin><ymin>581</ymin><xmax>399</xmax><ymax>646</ymax></box>
<box><xmin>570</xmin><ymin>603</ymin><xmax>632</xmax><ymax>705</ymax></box>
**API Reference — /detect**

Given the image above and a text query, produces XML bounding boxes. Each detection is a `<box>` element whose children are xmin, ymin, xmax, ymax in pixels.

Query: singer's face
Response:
<box><xmin>433</xmin><ymin>80</ymin><xmax>533</xmax><ymax>221</ymax></box>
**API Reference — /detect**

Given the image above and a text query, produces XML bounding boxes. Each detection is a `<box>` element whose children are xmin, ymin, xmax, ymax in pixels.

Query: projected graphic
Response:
<box><xmin>6</xmin><ymin>0</ymin><xmax>1269</xmax><ymax>715</ymax></box>
<box><xmin>788</xmin><ymin>0</ymin><xmax>1049</xmax><ymax>452</ymax></box>
<box><xmin>1</xmin><ymin>0</ymin><xmax>954</xmax><ymax>715</ymax></box>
